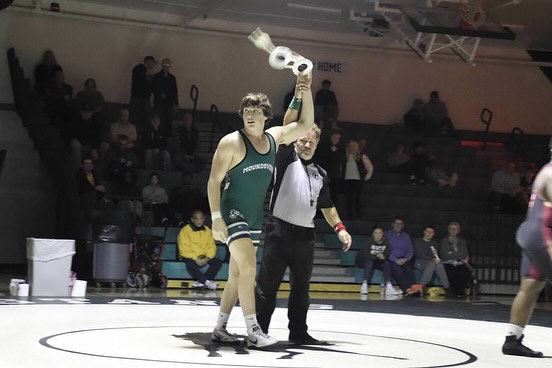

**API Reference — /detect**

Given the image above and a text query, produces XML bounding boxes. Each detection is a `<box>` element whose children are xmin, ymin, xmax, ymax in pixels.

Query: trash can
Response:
<box><xmin>93</xmin><ymin>242</ymin><xmax>130</xmax><ymax>282</ymax></box>
<box><xmin>26</xmin><ymin>238</ymin><xmax>75</xmax><ymax>296</ymax></box>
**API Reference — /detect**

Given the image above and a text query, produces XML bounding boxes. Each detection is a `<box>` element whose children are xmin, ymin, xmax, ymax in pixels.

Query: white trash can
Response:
<box><xmin>26</xmin><ymin>238</ymin><xmax>75</xmax><ymax>296</ymax></box>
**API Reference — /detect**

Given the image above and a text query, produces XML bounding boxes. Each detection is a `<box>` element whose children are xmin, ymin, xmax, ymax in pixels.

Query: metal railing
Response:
<box><xmin>480</xmin><ymin>108</ymin><xmax>493</xmax><ymax>150</ymax></box>
<box><xmin>209</xmin><ymin>104</ymin><xmax>219</xmax><ymax>153</ymax></box>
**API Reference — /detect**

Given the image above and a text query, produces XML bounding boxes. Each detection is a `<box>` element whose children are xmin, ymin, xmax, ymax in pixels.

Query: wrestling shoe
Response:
<box><xmin>502</xmin><ymin>335</ymin><xmax>543</xmax><ymax>358</ymax></box>
<box><xmin>211</xmin><ymin>327</ymin><xmax>240</xmax><ymax>343</ymax></box>
<box><xmin>247</xmin><ymin>325</ymin><xmax>278</xmax><ymax>348</ymax></box>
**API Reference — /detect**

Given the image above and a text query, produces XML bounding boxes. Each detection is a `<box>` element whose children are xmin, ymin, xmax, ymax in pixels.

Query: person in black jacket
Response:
<box><xmin>152</xmin><ymin>58</ymin><xmax>179</xmax><ymax>136</ymax></box>
<box><xmin>130</xmin><ymin>56</ymin><xmax>157</xmax><ymax>128</ymax></box>
<box><xmin>174</xmin><ymin>112</ymin><xmax>204</xmax><ymax>174</ymax></box>
<box><xmin>143</xmin><ymin>113</ymin><xmax>171</xmax><ymax>170</ymax></box>
<box><xmin>34</xmin><ymin>50</ymin><xmax>62</xmax><ymax>97</ymax></box>
<box><xmin>75</xmin><ymin>158</ymin><xmax>106</xmax><ymax>224</ymax></box>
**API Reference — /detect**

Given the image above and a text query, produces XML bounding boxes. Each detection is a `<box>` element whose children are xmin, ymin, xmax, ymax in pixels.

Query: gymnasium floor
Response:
<box><xmin>1</xmin><ymin>285</ymin><xmax>551</xmax><ymax>368</ymax></box>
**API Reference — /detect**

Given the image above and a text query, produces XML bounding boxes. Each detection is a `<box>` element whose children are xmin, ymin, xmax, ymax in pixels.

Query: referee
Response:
<box><xmin>256</xmin><ymin>108</ymin><xmax>352</xmax><ymax>345</ymax></box>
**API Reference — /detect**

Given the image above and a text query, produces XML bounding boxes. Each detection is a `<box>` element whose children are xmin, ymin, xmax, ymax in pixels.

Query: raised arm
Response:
<box><xmin>207</xmin><ymin>135</ymin><xmax>235</xmax><ymax>242</ymax></box>
<box><xmin>269</xmin><ymin>72</ymin><xmax>314</xmax><ymax>144</ymax></box>
<box><xmin>283</xmin><ymin>77</ymin><xmax>303</xmax><ymax>127</ymax></box>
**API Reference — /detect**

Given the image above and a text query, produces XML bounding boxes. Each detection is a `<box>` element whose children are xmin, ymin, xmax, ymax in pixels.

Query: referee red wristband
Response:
<box><xmin>334</xmin><ymin>222</ymin><xmax>346</xmax><ymax>234</ymax></box>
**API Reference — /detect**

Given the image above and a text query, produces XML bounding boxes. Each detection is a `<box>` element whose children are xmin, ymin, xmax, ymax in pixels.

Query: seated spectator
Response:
<box><xmin>410</xmin><ymin>143</ymin><xmax>458</xmax><ymax>187</ymax></box>
<box><xmin>314</xmin><ymin>129</ymin><xmax>345</xmax><ymax>204</ymax></box>
<box><xmin>112</xmin><ymin>170</ymin><xmax>142</xmax><ymax>223</ymax></box>
<box><xmin>314</xmin><ymin>79</ymin><xmax>339</xmax><ymax>131</ymax></box>
<box><xmin>75</xmin><ymin>78</ymin><xmax>105</xmax><ymax>113</ymax></box>
<box><xmin>520</xmin><ymin>162</ymin><xmax>537</xmax><ymax>202</ymax></box>
<box><xmin>489</xmin><ymin>162</ymin><xmax>527</xmax><ymax>214</ymax></box>
<box><xmin>343</xmin><ymin>139</ymin><xmax>373</xmax><ymax>220</ymax></box>
<box><xmin>75</xmin><ymin>157</ymin><xmax>107</xmax><ymax>225</ymax></box>
<box><xmin>45</xmin><ymin>69</ymin><xmax>73</xmax><ymax>124</ymax></box>
<box><xmin>143</xmin><ymin>113</ymin><xmax>171</xmax><ymax>170</ymax></box>
<box><xmin>170</xmin><ymin>173</ymin><xmax>207</xmax><ymax>220</ymax></box>
<box><xmin>413</xmin><ymin>225</ymin><xmax>451</xmax><ymax>296</ymax></box>
<box><xmin>174</xmin><ymin>112</ymin><xmax>204</xmax><ymax>174</ymax></box>
<box><xmin>384</xmin><ymin>217</ymin><xmax>416</xmax><ymax>294</ymax></box>
<box><xmin>177</xmin><ymin>209</ymin><xmax>222</xmax><ymax>290</ymax></box>
<box><xmin>388</xmin><ymin>142</ymin><xmax>411</xmax><ymax>173</ymax></box>
<box><xmin>403</xmin><ymin>98</ymin><xmax>425</xmax><ymax>134</ymax></box>
<box><xmin>101</xmin><ymin>108</ymin><xmax>138</xmax><ymax>154</ymax></box>
<box><xmin>69</xmin><ymin>104</ymin><xmax>103</xmax><ymax>166</ymax></box>
<box><xmin>34</xmin><ymin>50</ymin><xmax>62</xmax><ymax>97</ymax></box>
<box><xmin>105</xmin><ymin>134</ymin><xmax>140</xmax><ymax>183</ymax></box>
<box><xmin>439</xmin><ymin>221</ymin><xmax>472</xmax><ymax>298</ymax></box>
<box><xmin>356</xmin><ymin>226</ymin><xmax>401</xmax><ymax>296</ymax></box>
<box><xmin>142</xmin><ymin>172</ymin><xmax>178</xmax><ymax>226</ymax></box>
<box><xmin>423</xmin><ymin>91</ymin><xmax>455</xmax><ymax>137</ymax></box>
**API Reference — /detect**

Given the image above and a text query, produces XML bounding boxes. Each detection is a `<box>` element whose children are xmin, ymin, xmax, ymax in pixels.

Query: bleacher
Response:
<box><xmin>8</xmin><ymin>46</ymin><xmax>550</xmax><ymax>295</ymax></box>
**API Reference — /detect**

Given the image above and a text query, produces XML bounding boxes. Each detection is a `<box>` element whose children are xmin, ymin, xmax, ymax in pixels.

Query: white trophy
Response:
<box><xmin>248</xmin><ymin>27</ymin><xmax>313</xmax><ymax>76</ymax></box>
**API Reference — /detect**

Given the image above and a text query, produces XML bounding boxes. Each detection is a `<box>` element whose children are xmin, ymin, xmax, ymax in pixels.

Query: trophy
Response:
<box><xmin>248</xmin><ymin>27</ymin><xmax>313</xmax><ymax>76</ymax></box>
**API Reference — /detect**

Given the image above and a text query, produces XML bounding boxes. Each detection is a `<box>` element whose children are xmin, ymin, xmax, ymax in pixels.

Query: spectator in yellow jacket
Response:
<box><xmin>177</xmin><ymin>209</ymin><xmax>222</xmax><ymax>290</ymax></box>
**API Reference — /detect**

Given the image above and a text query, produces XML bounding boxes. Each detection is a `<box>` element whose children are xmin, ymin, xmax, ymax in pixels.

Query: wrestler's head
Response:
<box><xmin>239</xmin><ymin>93</ymin><xmax>273</xmax><ymax>130</ymax></box>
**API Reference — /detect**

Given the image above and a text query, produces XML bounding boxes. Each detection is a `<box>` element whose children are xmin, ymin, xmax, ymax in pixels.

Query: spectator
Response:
<box><xmin>520</xmin><ymin>162</ymin><xmax>537</xmax><ymax>199</ymax></box>
<box><xmin>439</xmin><ymin>221</ymin><xmax>472</xmax><ymax>298</ymax></box>
<box><xmin>174</xmin><ymin>112</ymin><xmax>203</xmax><ymax>174</ymax></box>
<box><xmin>170</xmin><ymin>173</ymin><xmax>207</xmax><ymax>220</ymax></box>
<box><xmin>75</xmin><ymin>157</ymin><xmax>107</xmax><ymax>224</ymax></box>
<box><xmin>142</xmin><ymin>172</ymin><xmax>178</xmax><ymax>226</ymax></box>
<box><xmin>343</xmin><ymin>139</ymin><xmax>373</xmax><ymax>220</ymax></box>
<box><xmin>105</xmin><ymin>134</ymin><xmax>140</xmax><ymax>183</ymax></box>
<box><xmin>130</xmin><ymin>56</ymin><xmax>157</xmax><ymax>128</ymax></box>
<box><xmin>314</xmin><ymin>129</ymin><xmax>345</xmax><ymax>205</ymax></box>
<box><xmin>423</xmin><ymin>91</ymin><xmax>455</xmax><ymax>137</ymax></box>
<box><xmin>413</xmin><ymin>225</ymin><xmax>451</xmax><ymax>296</ymax></box>
<box><xmin>388</xmin><ymin>142</ymin><xmax>411</xmax><ymax>173</ymax></box>
<box><xmin>314</xmin><ymin>79</ymin><xmax>338</xmax><ymax>131</ymax></box>
<box><xmin>34</xmin><ymin>50</ymin><xmax>62</xmax><ymax>97</ymax></box>
<box><xmin>410</xmin><ymin>143</ymin><xmax>458</xmax><ymax>187</ymax></box>
<box><xmin>45</xmin><ymin>69</ymin><xmax>73</xmax><ymax>123</ymax></box>
<box><xmin>69</xmin><ymin>104</ymin><xmax>103</xmax><ymax>166</ymax></box>
<box><xmin>105</xmin><ymin>108</ymin><xmax>138</xmax><ymax>151</ymax></box>
<box><xmin>384</xmin><ymin>217</ymin><xmax>416</xmax><ymax>294</ymax></box>
<box><xmin>143</xmin><ymin>113</ymin><xmax>171</xmax><ymax>170</ymax></box>
<box><xmin>75</xmin><ymin>78</ymin><xmax>105</xmax><ymax>113</ymax></box>
<box><xmin>357</xmin><ymin>226</ymin><xmax>401</xmax><ymax>296</ymax></box>
<box><xmin>358</xmin><ymin>138</ymin><xmax>368</xmax><ymax>156</ymax></box>
<box><xmin>112</xmin><ymin>170</ymin><xmax>143</xmax><ymax>223</ymax></box>
<box><xmin>403</xmin><ymin>98</ymin><xmax>425</xmax><ymax>134</ymax></box>
<box><xmin>177</xmin><ymin>209</ymin><xmax>222</xmax><ymax>290</ymax></box>
<box><xmin>489</xmin><ymin>162</ymin><xmax>526</xmax><ymax>214</ymax></box>
<box><xmin>152</xmin><ymin>58</ymin><xmax>179</xmax><ymax>136</ymax></box>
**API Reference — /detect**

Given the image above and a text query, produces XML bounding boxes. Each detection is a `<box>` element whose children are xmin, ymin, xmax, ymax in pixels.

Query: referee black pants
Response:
<box><xmin>256</xmin><ymin>216</ymin><xmax>315</xmax><ymax>337</ymax></box>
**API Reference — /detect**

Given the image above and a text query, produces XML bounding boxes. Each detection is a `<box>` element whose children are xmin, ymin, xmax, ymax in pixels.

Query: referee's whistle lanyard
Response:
<box><xmin>301</xmin><ymin>160</ymin><xmax>314</xmax><ymax>207</ymax></box>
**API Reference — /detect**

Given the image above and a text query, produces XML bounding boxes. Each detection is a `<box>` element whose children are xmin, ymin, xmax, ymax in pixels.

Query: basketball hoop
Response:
<box><xmin>458</xmin><ymin>0</ymin><xmax>486</xmax><ymax>30</ymax></box>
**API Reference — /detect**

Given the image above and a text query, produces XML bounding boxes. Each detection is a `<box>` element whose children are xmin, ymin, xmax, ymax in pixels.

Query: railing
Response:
<box><xmin>189</xmin><ymin>84</ymin><xmax>198</xmax><ymax>122</ymax></box>
<box><xmin>510</xmin><ymin>127</ymin><xmax>525</xmax><ymax>157</ymax></box>
<box><xmin>480</xmin><ymin>108</ymin><xmax>493</xmax><ymax>150</ymax></box>
<box><xmin>209</xmin><ymin>104</ymin><xmax>219</xmax><ymax>153</ymax></box>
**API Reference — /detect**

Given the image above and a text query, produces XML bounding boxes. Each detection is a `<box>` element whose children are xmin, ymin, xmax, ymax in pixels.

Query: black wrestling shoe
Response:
<box><xmin>502</xmin><ymin>335</ymin><xmax>543</xmax><ymax>358</ymax></box>
<box><xmin>289</xmin><ymin>332</ymin><xmax>325</xmax><ymax>345</ymax></box>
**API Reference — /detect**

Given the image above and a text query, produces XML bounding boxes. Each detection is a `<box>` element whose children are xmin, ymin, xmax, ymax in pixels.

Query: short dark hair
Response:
<box><xmin>430</xmin><ymin>90</ymin><xmax>439</xmax><ymax>97</ymax></box>
<box><xmin>392</xmin><ymin>217</ymin><xmax>404</xmax><ymax>223</ymax></box>
<box><xmin>322</xmin><ymin>79</ymin><xmax>331</xmax><ymax>86</ymax></box>
<box><xmin>238</xmin><ymin>93</ymin><xmax>273</xmax><ymax>122</ymax></box>
<box><xmin>149</xmin><ymin>172</ymin><xmax>160</xmax><ymax>181</ymax></box>
<box><xmin>372</xmin><ymin>225</ymin><xmax>384</xmax><ymax>232</ymax></box>
<box><xmin>424</xmin><ymin>225</ymin><xmax>435</xmax><ymax>231</ymax></box>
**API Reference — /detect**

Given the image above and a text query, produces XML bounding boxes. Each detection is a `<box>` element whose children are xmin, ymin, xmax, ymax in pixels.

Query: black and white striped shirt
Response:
<box><xmin>270</xmin><ymin>144</ymin><xmax>334</xmax><ymax>228</ymax></box>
